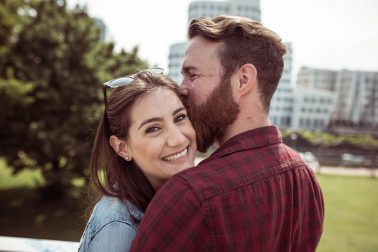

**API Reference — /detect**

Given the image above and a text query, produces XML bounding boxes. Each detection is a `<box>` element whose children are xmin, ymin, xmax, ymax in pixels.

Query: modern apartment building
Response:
<box><xmin>296</xmin><ymin>67</ymin><xmax>338</xmax><ymax>91</ymax></box>
<box><xmin>289</xmin><ymin>67</ymin><xmax>337</xmax><ymax>130</ymax></box>
<box><xmin>168</xmin><ymin>42</ymin><xmax>187</xmax><ymax>83</ymax></box>
<box><xmin>93</xmin><ymin>18</ymin><xmax>108</xmax><ymax>42</ymax></box>
<box><xmin>332</xmin><ymin>70</ymin><xmax>378</xmax><ymax>128</ymax></box>
<box><xmin>269</xmin><ymin>43</ymin><xmax>294</xmax><ymax>129</ymax></box>
<box><xmin>294</xmin><ymin>67</ymin><xmax>378</xmax><ymax>132</ymax></box>
<box><xmin>291</xmin><ymin>87</ymin><xmax>336</xmax><ymax>130</ymax></box>
<box><xmin>188</xmin><ymin>0</ymin><xmax>261</xmax><ymax>23</ymax></box>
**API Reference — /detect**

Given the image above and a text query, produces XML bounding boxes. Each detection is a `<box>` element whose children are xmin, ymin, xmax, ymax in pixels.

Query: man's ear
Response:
<box><xmin>236</xmin><ymin>63</ymin><xmax>258</xmax><ymax>97</ymax></box>
<box><xmin>109</xmin><ymin>135</ymin><xmax>132</xmax><ymax>161</ymax></box>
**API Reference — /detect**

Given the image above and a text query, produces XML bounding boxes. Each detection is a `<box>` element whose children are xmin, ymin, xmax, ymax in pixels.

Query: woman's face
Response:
<box><xmin>126</xmin><ymin>87</ymin><xmax>197</xmax><ymax>190</ymax></box>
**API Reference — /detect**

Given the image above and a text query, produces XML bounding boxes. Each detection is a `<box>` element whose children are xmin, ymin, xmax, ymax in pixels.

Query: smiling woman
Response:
<box><xmin>123</xmin><ymin>87</ymin><xmax>197</xmax><ymax>190</ymax></box>
<box><xmin>78</xmin><ymin>69</ymin><xmax>197</xmax><ymax>252</ymax></box>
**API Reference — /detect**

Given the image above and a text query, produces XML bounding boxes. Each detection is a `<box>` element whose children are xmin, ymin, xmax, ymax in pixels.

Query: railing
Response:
<box><xmin>0</xmin><ymin>236</ymin><xmax>79</xmax><ymax>252</ymax></box>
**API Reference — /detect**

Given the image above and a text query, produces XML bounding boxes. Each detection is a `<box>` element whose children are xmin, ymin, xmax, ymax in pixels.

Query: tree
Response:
<box><xmin>0</xmin><ymin>0</ymin><xmax>147</xmax><ymax>199</ymax></box>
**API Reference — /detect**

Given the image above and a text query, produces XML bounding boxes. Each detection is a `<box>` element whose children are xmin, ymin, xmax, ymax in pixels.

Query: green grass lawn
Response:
<box><xmin>0</xmin><ymin>159</ymin><xmax>44</xmax><ymax>189</ymax></box>
<box><xmin>316</xmin><ymin>175</ymin><xmax>378</xmax><ymax>252</ymax></box>
<box><xmin>0</xmin><ymin>160</ymin><xmax>378</xmax><ymax>250</ymax></box>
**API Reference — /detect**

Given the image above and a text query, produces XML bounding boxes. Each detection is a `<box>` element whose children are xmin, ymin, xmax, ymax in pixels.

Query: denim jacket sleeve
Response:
<box><xmin>78</xmin><ymin>196</ymin><xmax>143</xmax><ymax>252</ymax></box>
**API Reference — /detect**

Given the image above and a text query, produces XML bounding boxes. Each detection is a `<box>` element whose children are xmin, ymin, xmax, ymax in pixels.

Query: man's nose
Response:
<box><xmin>180</xmin><ymin>79</ymin><xmax>190</xmax><ymax>97</ymax></box>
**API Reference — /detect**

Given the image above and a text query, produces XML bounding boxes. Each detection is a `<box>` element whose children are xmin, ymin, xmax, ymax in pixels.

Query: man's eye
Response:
<box><xmin>189</xmin><ymin>74</ymin><xmax>197</xmax><ymax>80</ymax></box>
<box><xmin>174</xmin><ymin>113</ymin><xmax>187</xmax><ymax>123</ymax></box>
<box><xmin>145</xmin><ymin>126</ymin><xmax>160</xmax><ymax>134</ymax></box>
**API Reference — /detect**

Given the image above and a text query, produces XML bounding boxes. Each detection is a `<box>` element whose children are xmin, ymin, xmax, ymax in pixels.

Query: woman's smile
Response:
<box><xmin>162</xmin><ymin>146</ymin><xmax>189</xmax><ymax>163</ymax></box>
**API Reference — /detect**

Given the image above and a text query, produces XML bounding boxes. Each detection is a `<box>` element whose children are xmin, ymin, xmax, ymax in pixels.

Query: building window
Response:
<box><xmin>306</xmin><ymin>118</ymin><xmax>311</xmax><ymax>127</ymax></box>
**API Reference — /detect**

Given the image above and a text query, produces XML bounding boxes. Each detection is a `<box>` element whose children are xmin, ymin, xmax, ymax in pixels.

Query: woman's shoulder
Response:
<box><xmin>79</xmin><ymin>196</ymin><xmax>143</xmax><ymax>252</ymax></box>
<box><xmin>89</xmin><ymin>196</ymin><xmax>143</xmax><ymax>230</ymax></box>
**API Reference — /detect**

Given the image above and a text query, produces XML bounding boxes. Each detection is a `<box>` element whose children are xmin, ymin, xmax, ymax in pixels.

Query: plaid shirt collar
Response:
<box><xmin>201</xmin><ymin>126</ymin><xmax>283</xmax><ymax>164</ymax></box>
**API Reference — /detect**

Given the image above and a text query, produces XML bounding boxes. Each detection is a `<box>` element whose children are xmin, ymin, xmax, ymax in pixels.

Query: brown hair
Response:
<box><xmin>188</xmin><ymin>15</ymin><xmax>286</xmax><ymax>111</ymax></box>
<box><xmin>90</xmin><ymin>71</ymin><xmax>180</xmax><ymax>215</ymax></box>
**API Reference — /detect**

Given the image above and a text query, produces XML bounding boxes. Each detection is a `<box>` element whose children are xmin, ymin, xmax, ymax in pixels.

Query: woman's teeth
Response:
<box><xmin>163</xmin><ymin>148</ymin><xmax>188</xmax><ymax>162</ymax></box>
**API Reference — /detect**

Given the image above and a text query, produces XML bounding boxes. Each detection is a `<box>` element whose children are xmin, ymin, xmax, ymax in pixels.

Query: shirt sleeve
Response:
<box><xmin>130</xmin><ymin>175</ymin><xmax>212</xmax><ymax>251</ymax></box>
<box><xmin>86</xmin><ymin>221</ymin><xmax>137</xmax><ymax>252</ymax></box>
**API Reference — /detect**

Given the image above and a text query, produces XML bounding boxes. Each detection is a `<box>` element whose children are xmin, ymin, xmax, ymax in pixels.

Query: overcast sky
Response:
<box><xmin>69</xmin><ymin>0</ymin><xmax>378</xmax><ymax>77</ymax></box>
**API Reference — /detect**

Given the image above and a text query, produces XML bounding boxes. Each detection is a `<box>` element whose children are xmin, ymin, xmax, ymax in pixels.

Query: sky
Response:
<box><xmin>68</xmin><ymin>0</ymin><xmax>378</xmax><ymax>78</ymax></box>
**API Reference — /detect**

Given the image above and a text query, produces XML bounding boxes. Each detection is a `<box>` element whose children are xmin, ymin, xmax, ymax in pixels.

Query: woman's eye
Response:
<box><xmin>145</xmin><ymin>126</ymin><xmax>160</xmax><ymax>134</ymax></box>
<box><xmin>174</xmin><ymin>113</ymin><xmax>187</xmax><ymax>123</ymax></box>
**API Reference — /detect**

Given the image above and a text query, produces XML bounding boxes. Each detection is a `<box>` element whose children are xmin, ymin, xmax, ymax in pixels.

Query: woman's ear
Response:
<box><xmin>109</xmin><ymin>135</ymin><xmax>132</xmax><ymax>161</ymax></box>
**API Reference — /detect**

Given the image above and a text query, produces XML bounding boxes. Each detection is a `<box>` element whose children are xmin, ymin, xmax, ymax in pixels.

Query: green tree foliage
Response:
<box><xmin>0</xmin><ymin>0</ymin><xmax>147</xmax><ymax>199</ymax></box>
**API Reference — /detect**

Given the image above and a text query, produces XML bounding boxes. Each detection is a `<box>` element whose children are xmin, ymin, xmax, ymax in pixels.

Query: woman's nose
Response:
<box><xmin>166</xmin><ymin>126</ymin><xmax>187</xmax><ymax>147</ymax></box>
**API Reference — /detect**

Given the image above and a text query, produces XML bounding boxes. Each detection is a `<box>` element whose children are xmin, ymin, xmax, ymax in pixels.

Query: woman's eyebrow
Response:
<box><xmin>138</xmin><ymin>117</ymin><xmax>163</xmax><ymax>130</ymax></box>
<box><xmin>173</xmin><ymin>107</ymin><xmax>186</xmax><ymax>115</ymax></box>
<box><xmin>138</xmin><ymin>107</ymin><xmax>186</xmax><ymax>130</ymax></box>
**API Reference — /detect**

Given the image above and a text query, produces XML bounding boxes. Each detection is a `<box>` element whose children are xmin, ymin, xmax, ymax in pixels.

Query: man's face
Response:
<box><xmin>181</xmin><ymin>36</ymin><xmax>223</xmax><ymax>107</ymax></box>
<box><xmin>181</xmin><ymin>36</ymin><xmax>239</xmax><ymax>152</ymax></box>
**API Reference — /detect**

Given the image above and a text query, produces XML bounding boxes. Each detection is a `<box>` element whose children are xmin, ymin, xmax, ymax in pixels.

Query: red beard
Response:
<box><xmin>184</xmin><ymin>78</ymin><xmax>239</xmax><ymax>152</ymax></box>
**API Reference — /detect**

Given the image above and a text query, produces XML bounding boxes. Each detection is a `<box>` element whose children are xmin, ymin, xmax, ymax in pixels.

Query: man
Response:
<box><xmin>130</xmin><ymin>15</ymin><xmax>324</xmax><ymax>251</ymax></box>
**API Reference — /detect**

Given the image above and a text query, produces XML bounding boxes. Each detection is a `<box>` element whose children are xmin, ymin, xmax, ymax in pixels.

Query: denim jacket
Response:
<box><xmin>78</xmin><ymin>196</ymin><xmax>143</xmax><ymax>252</ymax></box>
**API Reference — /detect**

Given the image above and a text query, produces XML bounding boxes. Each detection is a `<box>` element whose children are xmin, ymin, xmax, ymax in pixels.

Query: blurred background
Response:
<box><xmin>0</xmin><ymin>0</ymin><xmax>377</xmax><ymax>251</ymax></box>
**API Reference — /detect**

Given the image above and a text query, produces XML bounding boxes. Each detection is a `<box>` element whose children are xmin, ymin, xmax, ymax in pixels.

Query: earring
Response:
<box><xmin>120</xmin><ymin>153</ymin><xmax>129</xmax><ymax>161</ymax></box>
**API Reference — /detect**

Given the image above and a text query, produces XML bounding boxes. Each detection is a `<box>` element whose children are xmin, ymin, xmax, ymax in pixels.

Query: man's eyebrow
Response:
<box><xmin>181</xmin><ymin>66</ymin><xmax>196</xmax><ymax>75</ymax></box>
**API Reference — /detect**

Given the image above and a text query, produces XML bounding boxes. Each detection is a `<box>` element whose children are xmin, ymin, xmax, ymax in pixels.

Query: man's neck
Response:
<box><xmin>217</xmin><ymin>114</ymin><xmax>270</xmax><ymax>146</ymax></box>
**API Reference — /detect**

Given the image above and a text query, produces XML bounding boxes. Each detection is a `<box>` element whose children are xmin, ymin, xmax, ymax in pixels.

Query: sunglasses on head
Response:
<box><xmin>102</xmin><ymin>67</ymin><xmax>164</xmax><ymax>109</ymax></box>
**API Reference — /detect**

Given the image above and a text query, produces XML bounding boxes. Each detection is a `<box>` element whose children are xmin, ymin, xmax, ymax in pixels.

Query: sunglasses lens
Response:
<box><xmin>104</xmin><ymin>77</ymin><xmax>134</xmax><ymax>88</ymax></box>
<box><xmin>149</xmin><ymin>67</ymin><xmax>164</xmax><ymax>75</ymax></box>
<box><xmin>103</xmin><ymin>68</ymin><xmax>164</xmax><ymax>89</ymax></box>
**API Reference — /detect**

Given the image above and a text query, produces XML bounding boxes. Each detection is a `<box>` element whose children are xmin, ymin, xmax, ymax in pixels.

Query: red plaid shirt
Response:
<box><xmin>130</xmin><ymin>126</ymin><xmax>324</xmax><ymax>251</ymax></box>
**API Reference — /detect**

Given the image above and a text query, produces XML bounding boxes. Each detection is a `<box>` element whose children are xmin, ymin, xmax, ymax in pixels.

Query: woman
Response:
<box><xmin>78</xmin><ymin>68</ymin><xmax>197</xmax><ymax>251</ymax></box>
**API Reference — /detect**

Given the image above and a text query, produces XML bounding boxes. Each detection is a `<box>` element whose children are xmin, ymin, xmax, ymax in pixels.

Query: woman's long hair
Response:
<box><xmin>90</xmin><ymin>71</ymin><xmax>180</xmax><ymax>216</ymax></box>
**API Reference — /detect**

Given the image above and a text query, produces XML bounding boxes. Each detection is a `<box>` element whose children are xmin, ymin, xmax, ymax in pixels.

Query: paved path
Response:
<box><xmin>318</xmin><ymin>166</ymin><xmax>378</xmax><ymax>177</ymax></box>
<box><xmin>195</xmin><ymin>157</ymin><xmax>378</xmax><ymax>177</ymax></box>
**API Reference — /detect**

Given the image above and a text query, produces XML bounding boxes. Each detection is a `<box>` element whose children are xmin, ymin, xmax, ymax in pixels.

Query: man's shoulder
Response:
<box><xmin>164</xmin><ymin>154</ymin><xmax>247</xmax><ymax>200</ymax></box>
<box><xmin>168</xmin><ymin>144</ymin><xmax>306</xmax><ymax>198</ymax></box>
<box><xmin>179</xmin><ymin>155</ymin><xmax>228</xmax><ymax>178</ymax></box>
<box><xmin>154</xmin><ymin>158</ymin><xmax>220</xmax><ymax>202</ymax></box>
